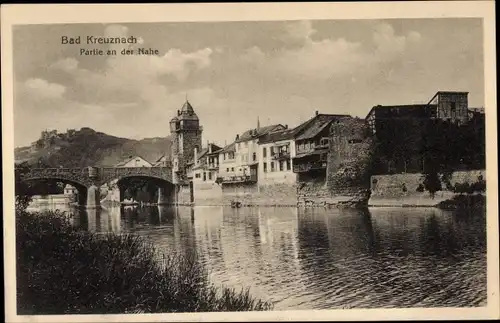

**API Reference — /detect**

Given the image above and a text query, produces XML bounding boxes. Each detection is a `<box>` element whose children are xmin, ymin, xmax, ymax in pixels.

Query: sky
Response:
<box><xmin>13</xmin><ymin>18</ymin><xmax>484</xmax><ymax>148</ymax></box>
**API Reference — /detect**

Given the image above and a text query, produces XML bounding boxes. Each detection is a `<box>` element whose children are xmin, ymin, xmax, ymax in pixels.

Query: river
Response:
<box><xmin>28</xmin><ymin>201</ymin><xmax>487</xmax><ymax>310</ymax></box>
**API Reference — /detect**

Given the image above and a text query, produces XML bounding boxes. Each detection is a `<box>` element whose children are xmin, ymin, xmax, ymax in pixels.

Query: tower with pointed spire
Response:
<box><xmin>169</xmin><ymin>99</ymin><xmax>203</xmax><ymax>184</ymax></box>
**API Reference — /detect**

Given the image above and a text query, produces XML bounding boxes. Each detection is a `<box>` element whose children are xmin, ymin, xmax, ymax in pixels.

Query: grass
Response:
<box><xmin>16</xmin><ymin>210</ymin><xmax>273</xmax><ymax>314</ymax></box>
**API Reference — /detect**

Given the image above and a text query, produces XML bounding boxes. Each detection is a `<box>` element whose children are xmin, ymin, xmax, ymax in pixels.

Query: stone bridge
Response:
<box><xmin>18</xmin><ymin>166</ymin><xmax>175</xmax><ymax>208</ymax></box>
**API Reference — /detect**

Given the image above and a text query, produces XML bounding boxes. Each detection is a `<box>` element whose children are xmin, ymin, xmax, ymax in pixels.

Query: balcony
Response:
<box><xmin>314</xmin><ymin>143</ymin><xmax>329</xmax><ymax>150</ymax></box>
<box><xmin>207</xmin><ymin>164</ymin><xmax>219</xmax><ymax>170</ymax></box>
<box><xmin>272</xmin><ymin>151</ymin><xmax>290</xmax><ymax>160</ymax></box>
<box><xmin>217</xmin><ymin>175</ymin><xmax>258</xmax><ymax>184</ymax></box>
<box><xmin>292</xmin><ymin>161</ymin><xmax>327</xmax><ymax>173</ymax></box>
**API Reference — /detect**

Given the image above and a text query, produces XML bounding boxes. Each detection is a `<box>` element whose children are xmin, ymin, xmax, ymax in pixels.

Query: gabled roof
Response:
<box><xmin>235</xmin><ymin>124</ymin><xmax>284</xmax><ymax>143</ymax></box>
<box><xmin>294</xmin><ymin>114</ymin><xmax>350</xmax><ymax>141</ymax></box>
<box><xmin>116</xmin><ymin>155</ymin><xmax>152</xmax><ymax>167</ymax></box>
<box><xmin>206</xmin><ymin>143</ymin><xmax>223</xmax><ymax>155</ymax></box>
<box><xmin>258</xmin><ymin>128</ymin><xmax>297</xmax><ymax>144</ymax></box>
<box><xmin>219</xmin><ymin>142</ymin><xmax>236</xmax><ymax>153</ymax></box>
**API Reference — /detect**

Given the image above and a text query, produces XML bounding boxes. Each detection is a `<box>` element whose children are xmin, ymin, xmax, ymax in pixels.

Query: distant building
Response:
<box><xmin>217</xmin><ymin>142</ymin><xmax>238</xmax><ymax>181</ymax></box>
<box><xmin>292</xmin><ymin>111</ymin><xmax>350</xmax><ymax>176</ymax></box>
<box><xmin>115</xmin><ymin>155</ymin><xmax>152</xmax><ymax>167</ymax></box>
<box><xmin>63</xmin><ymin>184</ymin><xmax>78</xmax><ymax>195</ymax></box>
<box><xmin>257</xmin><ymin>126</ymin><xmax>297</xmax><ymax>185</ymax></box>
<box><xmin>366</xmin><ymin>91</ymin><xmax>470</xmax><ymax>135</ymax></box>
<box><xmin>153</xmin><ymin>155</ymin><xmax>169</xmax><ymax>167</ymax></box>
<box><xmin>191</xmin><ymin>143</ymin><xmax>223</xmax><ymax>184</ymax></box>
<box><xmin>225</xmin><ymin>121</ymin><xmax>285</xmax><ymax>184</ymax></box>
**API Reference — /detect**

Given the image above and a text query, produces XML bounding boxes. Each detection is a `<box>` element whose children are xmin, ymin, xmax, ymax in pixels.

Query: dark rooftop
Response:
<box><xmin>235</xmin><ymin>124</ymin><xmax>284</xmax><ymax>143</ymax></box>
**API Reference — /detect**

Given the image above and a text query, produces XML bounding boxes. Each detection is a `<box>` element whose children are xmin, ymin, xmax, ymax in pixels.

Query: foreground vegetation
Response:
<box><xmin>17</xmin><ymin>210</ymin><xmax>273</xmax><ymax>314</ymax></box>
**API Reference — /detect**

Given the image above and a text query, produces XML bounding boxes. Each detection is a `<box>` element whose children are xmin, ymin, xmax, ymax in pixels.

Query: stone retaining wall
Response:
<box><xmin>369</xmin><ymin>170</ymin><xmax>486</xmax><ymax>207</ymax></box>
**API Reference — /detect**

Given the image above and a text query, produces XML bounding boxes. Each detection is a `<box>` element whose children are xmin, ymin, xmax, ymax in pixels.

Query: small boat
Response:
<box><xmin>121</xmin><ymin>198</ymin><xmax>139</xmax><ymax>206</ymax></box>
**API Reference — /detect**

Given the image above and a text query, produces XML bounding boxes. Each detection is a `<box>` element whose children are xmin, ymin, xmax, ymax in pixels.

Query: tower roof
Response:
<box><xmin>177</xmin><ymin>100</ymin><xmax>199</xmax><ymax>121</ymax></box>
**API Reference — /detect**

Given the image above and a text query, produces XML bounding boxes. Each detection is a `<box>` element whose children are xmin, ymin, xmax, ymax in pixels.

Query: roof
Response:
<box><xmin>206</xmin><ymin>143</ymin><xmax>223</xmax><ymax>155</ymax></box>
<box><xmin>116</xmin><ymin>155</ymin><xmax>152</xmax><ymax>167</ymax></box>
<box><xmin>258</xmin><ymin>127</ymin><xmax>297</xmax><ymax>144</ymax></box>
<box><xmin>171</xmin><ymin>100</ymin><xmax>199</xmax><ymax>122</ymax></box>
<box><xmin>220</xmin><ymin>142</ymin><xmax>236</xmax><ymax>153</ymax></box>
<box><xmin>235</xmin><ymin>124</ymin><xmax>284</xmax><ymax>143</ymax></box>
<box><xmin>366</xmin><ymin>104</ymin><xmax>437</xmax><ymax>119</ymax></box>
<box><xmin>427</xmin><ymin>91</ymin><xmax>468</xmax><ymax>105</ymax></box>
<box><xmin>295</xmin><ymin>114</ymin><xmax>349</xmax><ymax>141</ymax></box>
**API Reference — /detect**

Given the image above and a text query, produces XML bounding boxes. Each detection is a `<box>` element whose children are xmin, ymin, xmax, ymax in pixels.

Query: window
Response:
<box><xmin>263</xmin><ymin>162</ymin><xmax>267</xmax><ymax>172</ymax></box>
<box><xmin>203</xmin><ymin>172</ymin><xmax>206</xmax><ymax>181</ymax></box>
<box><xmin>231</xmin><ymin>167</ymin><xmax>234</xmax><ymax>172</ymax></box>
<box><xmin>263</xmin><ymin>147</ymin><xmax>267</xmax><ymax>158</ymax></box>
<box><xmin>279</xmin><ymin>160</ymin><xmax>284</xmax><ymax>171</ymax></box>
<box><xmin>270</xmin><ymin>146</ymin><xmax>274</xmax><ymax>155</ymax></box>
<box><xmin>320</xmin><ymin>138</ymin><xmax>329</xmax><ymax>146</ymax></box>
<box><xmin>270</xmin><ymin>161</ymin><xmax>275</xmax><ymax>172</ymax></box>
<box><xmin>252</xmin><ymin>152</ymin><xmax>256</xmax><ymax>161</ymax></box>
<box><xmin>208</xmin><ymin>172</ymin><xmax>212</xmax><ymax>180</ymax></box>
<box><xmin>226</xmin><ymin>168</ymin><xmax>229</xmax><ymax>172</ymax></box>
<box><xmin>286</xmin><ymin>159</ymin><xmax>291</xmax><ymax>171</ymax></box>
<box><xmin>195</xmin><ymin>173</ymin><xmax>201</xmax><ymax>178</ymax></box>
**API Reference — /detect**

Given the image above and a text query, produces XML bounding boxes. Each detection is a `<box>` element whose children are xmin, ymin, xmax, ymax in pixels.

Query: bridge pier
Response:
<box><xmin>157</xmin><ymin>187</ymin><xmax>168</xmax><ymax>205</ymax></box>
<box><xmin>86</xmin><ymin>184</ymin><xmax>101</xmax><ymax>209</ymax></box>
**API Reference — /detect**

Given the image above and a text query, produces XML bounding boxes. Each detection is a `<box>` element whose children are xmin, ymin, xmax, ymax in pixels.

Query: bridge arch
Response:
<box><xmin>101</xmin><ymin>175</ymin><xmax>175</xmax><ymax>205</ymax></box>
<box><xmin>20</xmin><ymin>176</ymin><xmax>89</xmax><ymax>206</ymax></box>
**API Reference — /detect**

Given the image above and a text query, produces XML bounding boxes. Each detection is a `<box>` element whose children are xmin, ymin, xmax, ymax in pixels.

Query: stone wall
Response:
<box><xmin>369</xmin><ymin>170</ymin><xmax>486</xmax><ymax>207</ymax></box>
<box><xmin>174</xmin><ymin>184</ymin><xmax>192</xmax><ymax>205</ymax></box>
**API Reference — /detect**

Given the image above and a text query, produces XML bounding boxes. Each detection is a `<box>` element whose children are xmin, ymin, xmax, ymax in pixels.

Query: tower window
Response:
<box><xmin>253</xmin><ymin>152</ymin><xmax>256</xmax><ymax>161</ymax></box>
<box><xmin>263</xmin><ymin>147</ymin><xmax>267</xmax><ymax>158</ymax></box>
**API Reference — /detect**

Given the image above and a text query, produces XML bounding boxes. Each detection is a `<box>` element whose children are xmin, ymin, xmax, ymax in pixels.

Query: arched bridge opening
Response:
<box><xmin>102</xmin><ymin>175</ymin><xmax>175</xmax><ymax>206</ymax></box>
<box><xmin>18</xmin><ymin>177</ymin><xmax>89</xmax><ymax>207</ymax></box>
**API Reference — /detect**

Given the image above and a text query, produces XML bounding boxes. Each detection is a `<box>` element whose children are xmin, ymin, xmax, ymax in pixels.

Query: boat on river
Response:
<box><xmin>121</xmin><ymin>198</ymin><xmax>139</xmax><ymax>206</ymax></box>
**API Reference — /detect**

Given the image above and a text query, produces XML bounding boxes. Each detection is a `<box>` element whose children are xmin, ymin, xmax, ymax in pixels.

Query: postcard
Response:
<box><xmin>2</xmin><ymin>2</ymin><xmax>498</xmax><ymax>322</ymax></box>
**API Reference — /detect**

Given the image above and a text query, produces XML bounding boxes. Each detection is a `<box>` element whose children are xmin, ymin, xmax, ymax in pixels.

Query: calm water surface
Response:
<box><xmin>30</xmin><ymin>202</ymin><xmax>487</xmax><ymax>309</ymax></box>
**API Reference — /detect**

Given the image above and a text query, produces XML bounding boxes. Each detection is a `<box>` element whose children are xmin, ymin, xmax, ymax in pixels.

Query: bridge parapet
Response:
<box><xmin>21</xmin><ymin>168</ymin><xmax>93</xmax><ymax>187</ymax></box>
<box><xmin>17</xmin><ymin>166</ymin><xmax>173</xmax><ymax>187</ymax></box>
<box><xmin>98</xmin><ymin>166</ymin><xmax>173</xmax><ymax>185</ymax></box>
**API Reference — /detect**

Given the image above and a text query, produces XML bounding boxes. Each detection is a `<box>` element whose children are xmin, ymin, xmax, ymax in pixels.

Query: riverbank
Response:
<box><xmin>16</xmin><ymin>210</ymin><xmax>273</xmax><ymax>314</ymax></box>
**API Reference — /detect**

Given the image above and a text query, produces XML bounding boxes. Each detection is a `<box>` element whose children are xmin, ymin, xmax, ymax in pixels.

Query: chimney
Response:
<box><xmin>284</xmin><ymin>124</ymin><xmax>288</xmax><ymax>129</ymax></box>
<box><xmin>315</xmin><ymin>110</ymin><xmax>319</xmax><ymax>116</ymax></box>
<box><xmin>209</xmin><ymin>143</ymin><xmax>212</xmax><ymax>154</ymax></box>
<box><xmin>177</xmin><ymin>110</ymin><xmax>181</xmax><ymax>116</ymax></box>
<box><xmin>194</xmin><ymin>146</ymin><xmax>198</xmax><ymax>163</ymax></box>
<box><xmin>257</xmin><ymin>116</ymin><xmax>261</xmax><ymax>130</ymax></box>
<box><xmin>236</xmin><ymin>134</ymin><xmax>240</xmax><ymax>141</ymax></box>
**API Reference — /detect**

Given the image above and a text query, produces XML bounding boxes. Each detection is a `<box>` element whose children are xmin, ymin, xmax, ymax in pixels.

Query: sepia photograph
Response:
<box><xmin>2</xmin><ymin>2</ymin><xmax>498</xmax><ymax>322</ymax></box>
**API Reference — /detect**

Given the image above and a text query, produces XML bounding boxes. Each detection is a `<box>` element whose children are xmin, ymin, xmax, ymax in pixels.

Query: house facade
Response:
<box><xmin>257</xmin><ymin>127</ymin><xmax>296</xmax><ymax>185</ymax></box>
<box><xmin>292</xmin><ymin>112</ymin><xmax>350</xmax><ymax>178</ymax></box>
<box><xmin>220</xmin><ymin>123</ymin><xmax>285</xmax><ymax>184</ymax></box>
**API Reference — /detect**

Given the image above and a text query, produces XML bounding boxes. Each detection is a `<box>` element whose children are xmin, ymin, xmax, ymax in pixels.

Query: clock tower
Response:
<box><xmin>170</xmin><ymin>100</ymin><xmax>203</xmax><ymax>184</ymax></box>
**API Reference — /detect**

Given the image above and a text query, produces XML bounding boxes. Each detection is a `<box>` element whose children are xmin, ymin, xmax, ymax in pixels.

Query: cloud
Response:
<box><xmin>284</xmin><ymin>20</ymin><xmax>316</xmax><ymax>42</ymax></box>
<box><xmin>241</xmin><ymin>21</ymin><xmax>424</xmax><ymax>80</ymax></box>
<box><xmin>50</xmin><ymin>58</ymin><xmax>79</xmax><ymax>73</ymax></box>
<box><xmin>23</xmin><ymin>78</ymin><xmax>66</xmax><ymax>99</ymax></box>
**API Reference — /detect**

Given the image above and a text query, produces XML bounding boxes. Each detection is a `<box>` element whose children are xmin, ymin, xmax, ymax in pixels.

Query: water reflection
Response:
<box><xmin>31</xmin><ymin>202</ymin><xmax>486</xmax><ymax>309</ymax></box>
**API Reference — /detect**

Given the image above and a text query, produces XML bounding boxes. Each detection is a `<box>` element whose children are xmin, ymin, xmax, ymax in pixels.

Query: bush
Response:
<box><xmin>16</xmin><ymin>210</ymin><xmax>273</xmax><ymax>314</ymax></box>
